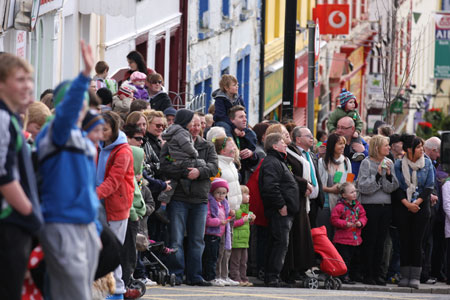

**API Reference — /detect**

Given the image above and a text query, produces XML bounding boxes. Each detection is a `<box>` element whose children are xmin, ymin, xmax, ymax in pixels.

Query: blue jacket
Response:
<box><xmin>96</xmin><ymin>131</ymin><xmax>128</xmax><ymax>188</ymax></box>
<box><xmin>212</xmin><ymin>89</ymin><xmax>245</xmax><ymax>127</ymax></box>
<box><xmin>36</xmin><ymin>73</ymin><xmax>100</xmax><ymax>227</ymax></box>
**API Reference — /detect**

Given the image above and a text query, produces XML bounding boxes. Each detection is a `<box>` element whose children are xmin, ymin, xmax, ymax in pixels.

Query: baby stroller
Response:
<box><xmin>138</xmin><ymin>234</ymin><xmax>177</xmax><ymax>287</ymax></box>
<box><xmin>303</xmin><ymin>226</ymin><xmax>347</xmax><ymax>290</ymax></box>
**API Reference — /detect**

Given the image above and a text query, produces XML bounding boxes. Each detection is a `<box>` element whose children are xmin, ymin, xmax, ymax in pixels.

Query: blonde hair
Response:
<box><xmin>219</xmin><ymin>74</ymin><xmax>238</xmax><ymax>91</ymax></box>
<box><xmin>0</xmin><ymin>53</ymin><xmax>33</xmax><ymax>82</ymax></box>
<box><xmin>240</xmin><ymin>185</ymin><xmax>249</xmax><ymax>194</ymax></box>
<box><xmin>126</xmin><ymin>111</ymin><xmax>147</xmax><ymax>126</ymax></box>
<box><xmin>143</xmin><ymin>109</ymin><xmax>164</xmax><ymax>124</ymax></box>
<box><xmin>25</xmin><ymin>102</ymin><xmax>51</xmax><ymax>128</ymax></box>
<box><xmin>265</xmin><ymin>124</ymin><xmax>284</xmax><ymax>135</ymax></box>
<box><xmin>369</xmin><ymin>135</ymin><xmax>390</xmax><ymax>158</ymax></box>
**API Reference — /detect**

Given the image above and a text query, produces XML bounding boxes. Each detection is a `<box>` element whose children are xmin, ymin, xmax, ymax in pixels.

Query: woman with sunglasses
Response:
<box><xmin>147</xmin><ymin>73</ymin><xmax>173</xmax><ymax>112</ymax></box>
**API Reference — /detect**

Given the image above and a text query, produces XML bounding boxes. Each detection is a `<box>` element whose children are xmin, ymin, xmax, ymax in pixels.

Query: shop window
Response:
<box><xmin>222</xmin><ymin>0</ymin><xmax>229</xmax><ymax>18</ymax></box>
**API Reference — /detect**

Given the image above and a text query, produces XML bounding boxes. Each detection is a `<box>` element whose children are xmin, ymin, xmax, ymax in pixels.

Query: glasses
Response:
<box><xmin>151</xmin><ymin>123</ymin><xmax>165</xmax><ymax>129</ymax></box>
<box><xmin>336</xmin><ymin>125</ymin><xmax>352</xmax><ymax>130</ymax></box>
<box><xmin>150</xmin><ymin>80</ymin><xmax>162</xmax><ymax>84</ymax></box>
<box><xmin>132</xmin><ymin>136</ymin><xmax>144</xmax><ymax>142</ymax></box>
<box><xmin>301</xmin><ymin>134</ymin><xmax>314</xmax><ymax>139</ymax></box>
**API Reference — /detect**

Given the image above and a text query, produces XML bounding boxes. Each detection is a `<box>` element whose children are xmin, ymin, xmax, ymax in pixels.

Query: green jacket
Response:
<box><xmin>130</xmin><ymin>146</ymin><xmax>147</xmax><ymax>221</ymax></box>
<box><xmin>232</xmin><ymin>203</ymin><xmax>252</xmax><ymax>248</ymax></box>
<box><xmin>327</xmin><ymin>107</ymin><xmax>363</xmax><ymax>133</ymax></box>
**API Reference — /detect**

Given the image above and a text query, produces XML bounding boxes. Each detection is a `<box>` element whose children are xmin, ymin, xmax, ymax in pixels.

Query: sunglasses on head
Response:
<box><xmin>133</xmin><ymin>136</ymin><xmax>144</xmax><ymax>142</ymax></box>
<box><xmin>151</xmin><ymin>80</ymin><xmax>162</xmax><ymax>84</ymax></box>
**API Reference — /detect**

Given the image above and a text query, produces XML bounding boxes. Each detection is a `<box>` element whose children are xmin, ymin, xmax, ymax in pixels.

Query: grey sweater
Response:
<box><xmin>356</xmin><ymin>157</ymin><xmax>399</xmax><ymax>205</ymax></box>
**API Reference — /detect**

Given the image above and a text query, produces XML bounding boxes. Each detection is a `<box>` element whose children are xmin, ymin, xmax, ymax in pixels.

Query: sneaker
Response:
<box><xmin>139</xmin><ymin>277</ymin><xmax>158</xmax><ymax>287</ymax></box>
<box><xmin>123</xmin><ymin>288</ymin><xmax>141</xmax><ymax>299</ymax></box>
<box><xmin>239</xmin><ymin>281</ymin><xmax>247</xmax><ymax>286</ymax></box>
<box><xmin>106</xmin><ymin>294</ymin><xmax>124</xmax><ymax>300</ymax></box>
<box><xmin>351</xmin><ymin>152</ymin><xmax>365</xmax><ymax>162</ymax></box>
<box><xmin>224</xmin><ymin>277</ymin><xmax>240</xmax><ymax>286</ymax></box>
<box><xmin>210</xmin><ymin>279</ymin><xmax>225</xmax><ymax>287</ymax></box>
<box><xmin>244</xmin><ymin>281</ymin><xmax>253</xmax><ymax>287</ymax></box>
<box><xmin>218</xmin><ymin>278</ymin><xmax>229</xmax><ymax>286</ymax></box>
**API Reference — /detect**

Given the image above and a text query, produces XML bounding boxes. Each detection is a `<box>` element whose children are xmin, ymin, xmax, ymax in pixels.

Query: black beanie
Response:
<box><xmin>174</xmin><ymin>109</ymin><xmax>194</xmax><ymax>129</ymax></box>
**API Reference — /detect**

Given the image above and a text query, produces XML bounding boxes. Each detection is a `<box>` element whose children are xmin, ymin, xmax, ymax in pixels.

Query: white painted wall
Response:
<box><xmin>187</xmin><ymin>0</ymin><xmax>260</xmax><ymax>125</ymax></box>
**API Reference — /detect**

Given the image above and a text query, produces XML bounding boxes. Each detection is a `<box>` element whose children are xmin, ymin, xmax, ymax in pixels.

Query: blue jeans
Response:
<box><xmin>168</xmin><ymin>200</ymin><xmax>208</xmax><ymax>284</ymax></box>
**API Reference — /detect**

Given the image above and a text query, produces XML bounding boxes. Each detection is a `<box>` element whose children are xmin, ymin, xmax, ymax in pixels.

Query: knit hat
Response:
<box><xmin>164</xmin><ymin>106</ymin><xmax>177</xmax><ymax>117</ymax></box>
<box><xmin>174</xmin><ymin>109</ymin><xmax>194</xmax><ymax>129</ymax></box>
<box><xmin>338</xmin><ymin>89</ymin><xmax>357</xmax><ymax>109</ymax></box>
<box><xmin>82</xmin><ymin>110</ymin><xmax>105</xmax><ymax>133</ymax></box>
<box><xmin>130</xmin><ymin>71</ymin><xmax>147</xmax><ymax>82</ymax></box>
<box><xmin>389</xmin><ymin>134</ymin><xmax>401</xmax><ymax>146</ymax></box>
<box><xmin>210</xmin><ymin>178</ymin><xmax>229</xmax><ymax>193</ymax></box>
<box><xmin>118</xmin><ymin>84</ymin><xmax>135</xmax><ymax>98</ymax></box>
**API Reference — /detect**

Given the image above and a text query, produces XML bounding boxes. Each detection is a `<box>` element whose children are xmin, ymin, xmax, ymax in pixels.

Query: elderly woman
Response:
<box><xmin>160</xmin><ymin>113</ymin><xmax>219</xmax><ymax>286</ymax></box>
<box><xmin>393</xmin><ymin>134</ymin><xmax>434</xmax><ymax>289</ymax></box>
<box><xmin>317</xmin><ymin>133</ymin><xmax>352</xmax><ymax>239</ymax></box>
<box><xmin>356</xmin><ymin>135</ymin><xmax>399</xmax><ymax>285</ymax></box>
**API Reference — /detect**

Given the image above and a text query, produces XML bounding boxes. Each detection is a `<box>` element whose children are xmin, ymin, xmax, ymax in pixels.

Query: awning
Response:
<box><xmin>78</xmin><ymin>0</ymin><xmax>136</xmax><ymax>18</ymax></box>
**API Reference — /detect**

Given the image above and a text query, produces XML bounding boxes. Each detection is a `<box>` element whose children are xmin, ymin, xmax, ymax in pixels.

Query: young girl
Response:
<box><xmin>203</xmin><ymin>178</ymin><xmax>232</xmax><ymax>286</ymax></box>
<box><xmin>330</xmin><ymin>182</ymin><xmax>367</xmax><ymax>284</ymax></box>
<box><xmin>230</xmin><ymin>185</ymin><xmax>256</xmax><ymax>286</ymax></box>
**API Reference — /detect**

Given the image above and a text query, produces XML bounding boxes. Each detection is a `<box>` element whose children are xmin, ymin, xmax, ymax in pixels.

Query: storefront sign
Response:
<box><xmin>434</xmin><ymin>12</ymin><xmax>450</xmax><ymax>79</ymax></box>
<box><xmin>313</xmin><ymin>4</ymin><xmax>350</xmax><ymax>35</ymax></box>
<box><xmin>367</xmin><ymin>74</ymin><xmax>383</xmax><ymax>95</ymax></box>
<box><xmin>264</xmin><ymin>68</ymin><xmax>283</xmax><ymax>115</ymax></box>
<box><xmin>39</xmin><ymin>0</ymin><xmax>63</xmax><ymax>16</ymax></box>
<box><xmin>16</xmin><ymin>30</ymin><xmax>26</xmax><ymax>58</ymax></box>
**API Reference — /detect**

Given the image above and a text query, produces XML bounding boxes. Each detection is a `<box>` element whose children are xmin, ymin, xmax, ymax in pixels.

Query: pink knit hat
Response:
<box><xmin>210</xmin><ymin>178</ymin><xmax>229</xmax><ymax>193</ymax></box>
<box><xmin>130</xmin><ymin>71</ymin><xmax>147</xmax><ymax>82</ymax></box>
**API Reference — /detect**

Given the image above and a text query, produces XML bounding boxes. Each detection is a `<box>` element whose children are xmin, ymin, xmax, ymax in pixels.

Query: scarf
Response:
<box><xmin>287</xmin><ymin>148</ymin><xmax>311</xmax><ymax>213</ymax></box>
<box><xmin>401</xmin><ymin>155</ymin><xmax>425</xmax><ymax>202</ymax></box>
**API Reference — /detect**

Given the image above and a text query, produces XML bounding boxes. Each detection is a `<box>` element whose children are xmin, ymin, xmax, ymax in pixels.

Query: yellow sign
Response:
<box><xmin>264</xmin><ymin>68</ymin><xmax>283</xmax><ymax>114</ymax></box>
<box><xmin>347</xmin><ymin>46</ymin><xmax>364</xmax><ymax>70</ymax></box>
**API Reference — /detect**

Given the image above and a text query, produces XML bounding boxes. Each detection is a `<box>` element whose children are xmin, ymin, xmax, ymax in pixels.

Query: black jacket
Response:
<box><xmin>259</xmin><ymin>149</ymin><xmax>300</xmax><ymax>218</ymax></box>
<box><xmin>232</xmin><ymin>128</ymin><xmax>259</xmax><ymax>184</ymax></box>
<box><xmin>150</xmin><ymin>92</ymin><xmax>172</xmax><ymax>112</ymax></box>
<box><xmin>160</xmin><ymin>136</ymin><xmax>218</xmax><ymax>204</ymax></box>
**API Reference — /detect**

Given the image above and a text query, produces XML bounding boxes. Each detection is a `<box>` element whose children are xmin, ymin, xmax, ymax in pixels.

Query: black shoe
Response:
<box><xmin>265</xmin><ymin>280</ymin><xmax>289</xmax><ymax>288</ymax></box>
<box><xmin>374</xmin><ymin>277</ymin><xmax>386</xmax><ymax>286</ymax></box>
<box><xmin>341</xmin><ymin>276</ymin><xmax>356</xmax><ymax>285</ymax></box>
<box><xmin>154</xmin><ymin>207</ymin><xmax>170</xmax><ymax>224</ymax></box>
<box><xmin>190</xmin><ymin>280</ymin><xmax>212</xmax><ymax>286</ymax></box>
<box><xmin>175</xmin><ymin>278</ymin><xmax>182</xmax><ymax>286</ymax></box>
<box><xmin>363</xmin><ymin>277</ymin><xmax>376</xmax><ymax>285</ymax></box>
<box><xmin>350</xmin><ymin>274</ymin><xmax>364</xmax><ymax>283</ymax></box>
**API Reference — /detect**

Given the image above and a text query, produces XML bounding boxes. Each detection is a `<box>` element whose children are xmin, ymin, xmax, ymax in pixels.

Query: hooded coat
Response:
<box><xmin>130</xmin><ymin>146</ymin><xmax>147</xmax><ymax>221</ymax></box>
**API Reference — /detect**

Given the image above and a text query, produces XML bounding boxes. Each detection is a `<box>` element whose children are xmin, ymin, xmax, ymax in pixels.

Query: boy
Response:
<box><xmin>113</xmin><ymin>83</ymin><xmax>136</xmax><ymax>119</ymax></box>
<box><xmin>212</xmin><ymin>74</ymin><xmax>245</xmax><ymax>137</ymax></box>
<box><xmin>35</xmin><ymin>41</ymin><xmax>101</xmax><ymax>300</ymax></box>
<box><xmin>94</xmin><ymin>60</ymin><xmax>118</xmax><ymax>94</ymax></box>
<box><xmin>25</xmin><ymin>101</ymin><xmax>52</xmax><ymax>142</ymax></box>
<box><xmin>0</xmin><ymin>52</ymin><xmax>44</xmax><ymax>300</ymax></box>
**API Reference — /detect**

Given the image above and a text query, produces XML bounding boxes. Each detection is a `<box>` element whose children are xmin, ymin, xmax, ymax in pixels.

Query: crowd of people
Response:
<box><xmin>1</xmin><ymin>42</ymin><xmax>450</xmax><ymax>300</ymax></box>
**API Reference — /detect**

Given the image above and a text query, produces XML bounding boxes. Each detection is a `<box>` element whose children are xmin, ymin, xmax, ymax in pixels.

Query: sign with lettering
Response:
<box><xmin>434</xmin><ymin>12</ymin><xmax>450</xmax><ymax>78</ymax></box>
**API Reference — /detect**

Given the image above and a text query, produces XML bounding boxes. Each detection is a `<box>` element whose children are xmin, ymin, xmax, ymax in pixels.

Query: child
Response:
<box><xmin>93</xmin><ymin>61</ymin><xmax>118</xmax><ymax>94</ymax></box>
<box><xmin>203</xmin><ymin>178</ymin><xmax>232</xmax><ymax>286</ymax></box>
<box><xmin>25</xmin><ymin>101</ymin><xmax>52</xmax><ymax>142</ymax></box>
<box><xmin>130</xmin><ymin>71</ymin><xmax>149</xmax><ymax>101</ymax></box>
<box><xmin>327</xmin><ymin>89</ymin><xmax>364</xmax><ymax>161</ymax></box>
<box><xmin>155</xmin><ymin>109</ymin><xmax>206</xmax><ymax>221</ymax></box>
<box><xmin>230</xmin><ymin>185</ymin><xmax>256</xmax><ymax>286</ymax></box>
<box><xmin>330</xmin><ymin>182</ymin><xmax>367</xmax><ymax>284</ymax></box>
<box><xmin>212</xmin><ymin>74</ymin><xmax>245</xmax><ymax>137</ymax></box>
<box><xmin>112</xmin><ymin>83</ymin><xmax>136</xmax><ymax>119</ymax></box>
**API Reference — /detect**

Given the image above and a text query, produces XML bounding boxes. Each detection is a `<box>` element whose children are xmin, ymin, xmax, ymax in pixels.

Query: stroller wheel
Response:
<box><xmin>333</xmin><ymin>277</ymin><xmax>342</xmax><ymax>290</ymax></box>
<box><xmin>129</xmin><ymin>279</ymin><xmax>146</xmax><ymax>297</ymax></box>
<box><xmin>159</xmin><ymin>271</ymin><xmax>166</xmax><ymax>286</ymax></box>
<box><xmin>169</xmin><ymin>273</ymin><xmax>176</xmax><ymax>286</ymax></box>
<box><xmin>324</xmin><ymin>278</ymin><xmax>334</xmax><ymax>290</ymax></box>
<box><xmin>304</xmin><ymin>277</ymin><xmax>319</xmax><ymax>289</ymax></box>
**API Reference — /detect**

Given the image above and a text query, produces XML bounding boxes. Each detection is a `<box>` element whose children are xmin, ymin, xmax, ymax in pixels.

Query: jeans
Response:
<box><xmin>168</xmin><ymin>200</ymin><xmax>208</xmax><ymax>284</ymax></box>
<box><xmin>265</xmin><ymin>213</ymin><xmax>294</xmax><ymax>283</ymax></box>
<box><xmin>202</xmin><ymin>235</ymin><xmax>221</xmax><ymax>281</ymax></box>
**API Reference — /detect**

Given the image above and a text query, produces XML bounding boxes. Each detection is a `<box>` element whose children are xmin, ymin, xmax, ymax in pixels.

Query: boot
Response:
<box><xmin>398</xmin><ymin>266</ymin><xmax>410</xmax><ymax>287</ymax></box>
<box><xmin>409</xmin><ymin>267</ymin><xmax>422</xmax><ymax>289</ymax></box>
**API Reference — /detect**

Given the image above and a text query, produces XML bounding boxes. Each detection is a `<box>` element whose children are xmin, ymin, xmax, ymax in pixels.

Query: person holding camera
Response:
<box><xmin>356</xmin><ymin>135</ymin><xmax>399</xmax><ymax>285</ymax></box>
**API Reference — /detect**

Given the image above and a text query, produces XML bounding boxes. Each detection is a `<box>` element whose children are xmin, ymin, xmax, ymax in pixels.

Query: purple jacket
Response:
<box><xmin>132</xmin><ymin>84</ymin><xmax>149</xmax><ymax>101</ymax></box>
<box><xmin>205</xmin><ymin>193</ymin><xmax>232</xmax><ymax>250</ymax></box>
<box><xmin>331</xmin><ymin>198</ymin><xmax>367</xmax><ymax>246</ymax></box>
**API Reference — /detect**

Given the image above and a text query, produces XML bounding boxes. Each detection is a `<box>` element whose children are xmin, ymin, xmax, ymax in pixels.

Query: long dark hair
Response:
<box><xmin>401</xmin><ymin>134</ymin><xmax>423</xmax><ymax>158</ymax></box>
<box><xmin>324</xmin><ymin>133</ymin><xmax>346</xmax><ymax>167</ymax></box>
<box><xmin>126</xmin><ymin>51</ymin><xmax>148</xmax><ymax>75</ymax></box>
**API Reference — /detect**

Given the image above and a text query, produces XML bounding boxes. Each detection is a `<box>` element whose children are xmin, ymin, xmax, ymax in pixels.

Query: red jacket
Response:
<box><xmin>247</xmin><ymin>160</ymin><xmax>268</xmax><ymax>227</ymax></box>
<box><xmin>97</xmin><ymin>143</ymin><xmax>134</xmax><ymax>221</ymax></box>
<box><xmin>330</xmin><ymin>199</ymin><xmax>367</xmax><ymax>246</ymax></box>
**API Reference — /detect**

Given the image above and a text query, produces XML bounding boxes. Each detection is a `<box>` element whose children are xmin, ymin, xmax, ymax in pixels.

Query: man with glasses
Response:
<box><xmin>335</xmin><ymin>116</ymin><xmax>368</xmax><ymax>179</ymax></box>
<box><xmin>147</xmin><ymin>73</ymin><xmax>172</xmax><ymax>112</ymax></box>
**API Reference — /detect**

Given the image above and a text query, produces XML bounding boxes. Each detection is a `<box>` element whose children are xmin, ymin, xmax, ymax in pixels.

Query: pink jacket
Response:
<box><xmin>331</xmin><ymin>199</ymin><xmax>367</xmax><ymax>246</ymax></box>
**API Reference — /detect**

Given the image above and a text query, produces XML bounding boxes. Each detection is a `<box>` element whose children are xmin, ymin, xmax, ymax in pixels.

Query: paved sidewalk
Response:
<box><xmin>248</xmin><ymin>276</ymin><xmax>450</xmax><ymax>294</ymax></box>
